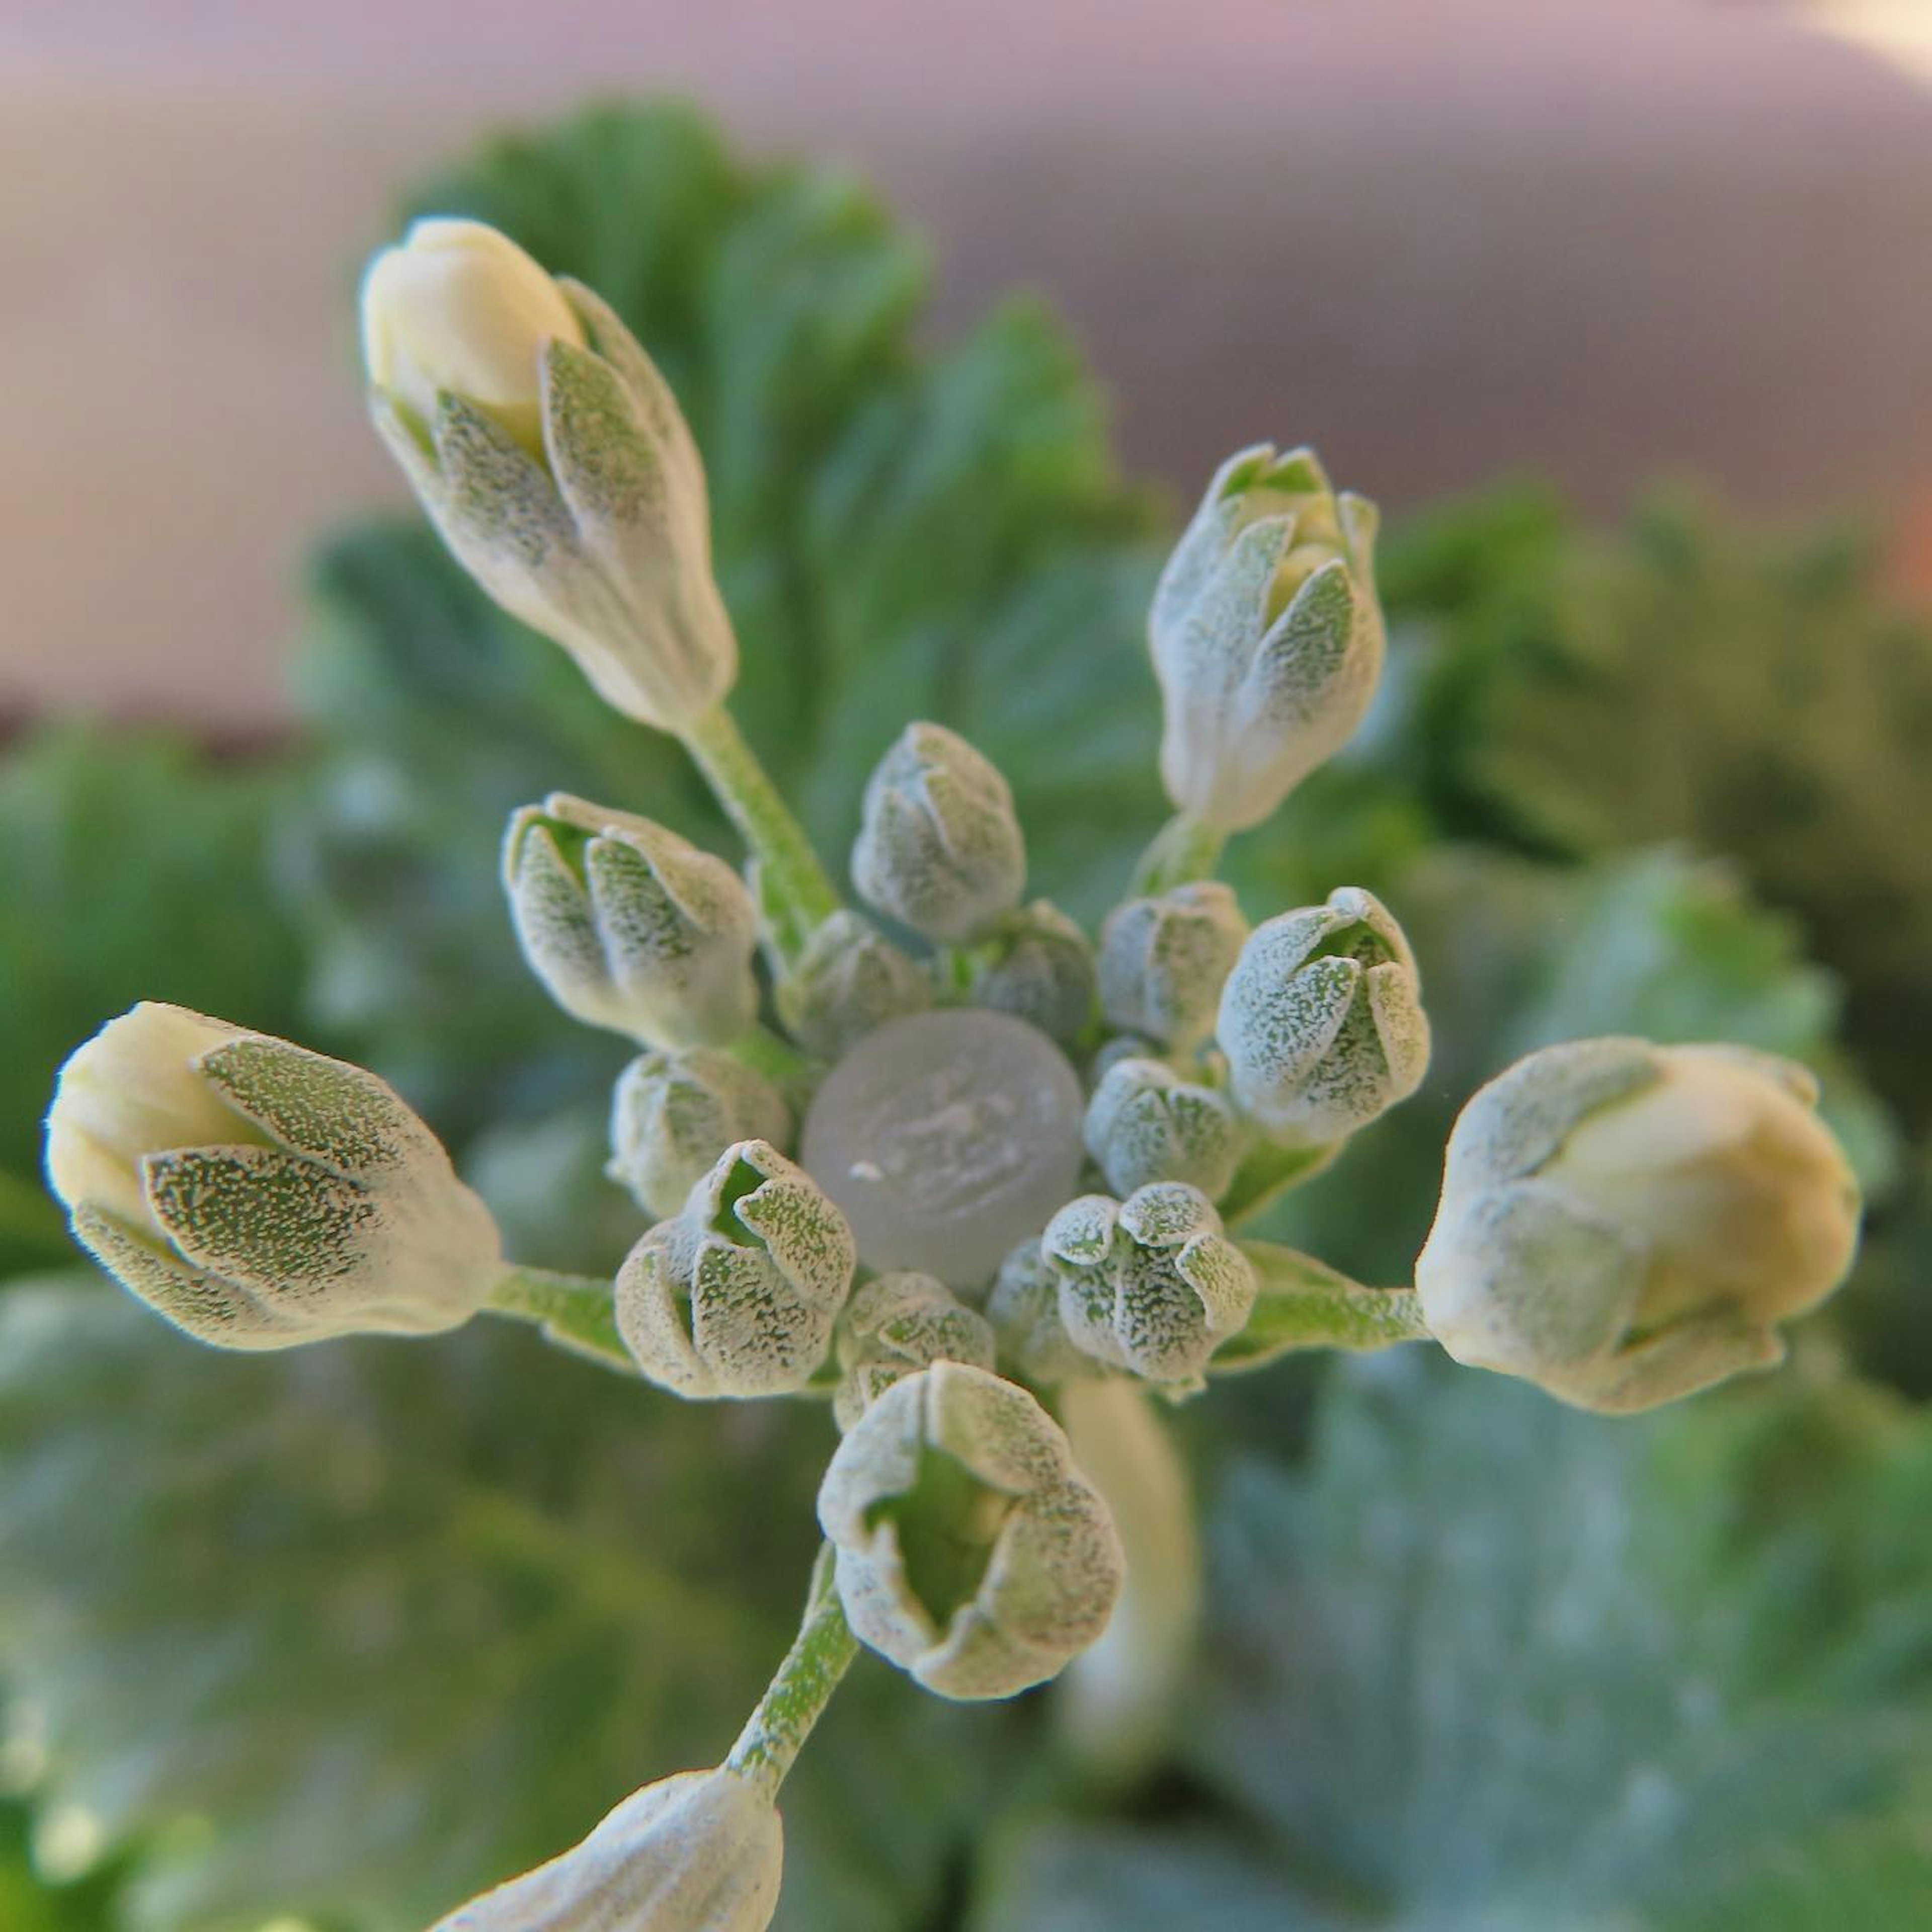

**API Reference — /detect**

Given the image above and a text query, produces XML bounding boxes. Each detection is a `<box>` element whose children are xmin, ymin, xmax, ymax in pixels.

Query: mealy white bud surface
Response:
<box><xmin>818</xmin><ymin>1361</ymin><xmax>1122</xmax><ymax>1700</ymax></box>
<box><xmin>774</xmin><ymin>910</ymin><xmax>932</xmax><ymax>1062</ymax></box>
<box><xmin>429</xmin><ymin>1766</ymin><xmax>780</xmax><ymax>1932</ymax></box>
<box><xmin>851</xmin><ymin>723</ymin><xmax>1026</xmax><ymax>945</ymax></box>
<box><xmin>615</xmin><ymin>1139</ymin><xmax>856</xmax><ymax>1399</ymax></box>
<box><xmin>1042</xmin><ymin>1183</ymin><xmax>1257</xmax><ymax>1389</ymax></box>
<box><xmin>364</xmin><ymin>220</ymin><xmax>736</xmax><ymax>731</ymax></box>
<box><xmin>1085</xmin><ymin>1058</ymin><xmax>1244</xmax><ymax>1199</ymax></box>
<box><xmin>46</xmin><ymin>1003</ymin><xmax>500</xmax><ymax>1349</ymax></box>
<box><xmin>1150</xmin><ymin>444</ymin><xmax>1384</xmax><ymax>832</ymax></box>
<box><xmin>1218</xmin><ymin>886</ymin><xmax>1429</xmax><ymax>1145</ymax></box>
<box><xmin>985</xmin><ymin>1238</ymin><xmax>1092</xmax><ymax>1387</ymax></box>
<box><xmin>1098</xmin><ymin>881</ymin><xmax>1247</xmax><ymax>1055</ymax></box>
<box><xmin>1416</xmin><ymin>1037</ymin><xmax>1862</xmax><ymax>1414</ymax></box>
<box><xmin>608</xmin><ymin>1048</ymin><xmax>793</xmax><ymax>1221</ymax></box>
<box><xmin>832</xmin><ymin>1270</ymin><xmax>997</xmax><ymax>1431</ymax></box>
<box><xmin>968</xmin><ymin>900</ymin><xmax>1098</xmax><ymax>1049</ymax></box>
<box><xmin>505</xmin><ymin>793</ymin><xmax>760</xmax><ymax>1049</ymax></box>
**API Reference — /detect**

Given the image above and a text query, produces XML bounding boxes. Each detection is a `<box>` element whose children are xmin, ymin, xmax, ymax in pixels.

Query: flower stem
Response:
<box><xmin>1221</xmin><ymin>1138</ymin><xmax>1340</xmax><ymax>1226</ymax></box>
<box><xmin>726</xmin><ymin>1547</ymin><xmax>859</xmax><ymax>1799</ymax></box>
<box><xmin>486</xmin><ymin>1265</ymin><xmax>634</xmax><ymax>1374</ymax></box>
<box><xmin>1130</xmin><ymin>813</ymin><xmax>1227</xmax><ymax>897</ymax></box>
<box><xmin>680</xmin><ymin>704</ymin><xmax>841</xmax><ymax>965</ymax></box>
<box><xmin>1212</xmin><ymin>1239</ymin><xmax>1431</xmax><ymax>1374</ymax></box>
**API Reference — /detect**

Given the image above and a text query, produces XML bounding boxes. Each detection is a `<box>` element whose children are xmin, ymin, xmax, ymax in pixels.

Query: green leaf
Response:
<box><xmin>1184</xmin><ymin>1355</ymin><xmax>1932</xmax><ymax>1929</ymax></box>
<box><xmin>0</xmin><ymin>1279</ymin><xmax>1025</xmax><ymax>1930</ymax></box>
<box><xmin>0</xmin><ymin>727</ymin><xmax>306</xmax><ymax>1279</ymax></box>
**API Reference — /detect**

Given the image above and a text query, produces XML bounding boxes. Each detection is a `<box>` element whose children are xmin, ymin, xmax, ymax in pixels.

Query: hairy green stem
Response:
<box><xmin>486</xmin><ymin>1265</ymin><xmax>634</xmax><ymax>1374</ymax></box>
<box><xmin>1221</xmin><ymin>1138</ymin><xmax>1341</xmax><ymax>1227</ymax></box>
<box><xmin>680</xmin><ymin>704</ymin><xmax>841</xmax><ymax>964</ymax></box>
<box><xmin>1212</xmin><ymin>1240</ymin><xmax>1432</xmax><ymax>1374</ymax></box>
<box><xmin>726</xmin><ymin>1547</ymin><xmax>859</xmax><ymax>1799</ymax></box>
<box><xmin>1130</xmin><ymin>813</ymin><xmax>1227</xmax><ymax>897</ymax></box>
<box><xmin>727</xmin><ymin>1022</ymin><xmax>821</xmax><ymax>1094</ymax></box>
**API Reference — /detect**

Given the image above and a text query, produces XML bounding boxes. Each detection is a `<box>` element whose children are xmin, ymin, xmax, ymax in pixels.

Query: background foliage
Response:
<box><xmin>2</xmin><ymin>101</ymin><xmax>1929</xmax><ymax>1929</ymax></box>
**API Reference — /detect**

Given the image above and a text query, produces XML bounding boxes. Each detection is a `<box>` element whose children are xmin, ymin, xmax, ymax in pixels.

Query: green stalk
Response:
<box><xmin>680</xmin><ymin>704</ymin><xmax>841</xmax><ymax>964</ymax></box>
<box><xmin>726</xmin><ymin>1547</ymin><xmax>859</xmax><ymax>1799</ymax></box>
<box><xmin>1130</xmin><ymin>813</ymin><xmax>1227</xmax><ymax>897</ymax></box>
<box><xmin>486</xmin><ymin>1265</ymin><xmax>634</xmax><ymax>1374</ymax></box>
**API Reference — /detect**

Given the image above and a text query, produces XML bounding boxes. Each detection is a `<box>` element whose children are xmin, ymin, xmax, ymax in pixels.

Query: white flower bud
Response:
<box><xmin>967</xmin><ymin>900</ymin><xmax>1098</xmax><ymax>1050</ymax></box>
<box><xmin>608</xmin><ymin>1049</ymin><xmax>792</xmax><ymax>1221</ymax></box>
<box><xmin>818</xmin><ymin>1362</ymin><xmax>1122</xmax><ymax>1700</ymax></box>
<box><xmin>1218</xmin><ymin>886</ymin><xmax>1429</xmax><ymax>1145</ymax></box>
<box><xmin>1041</xmin><ymin>1183</ymin><xmax>1257</xmax><ymax>1389</ymax></box>
<box><xmin>1085</xmin><ymin>1058</ymin><xmax>1244</xmax><ymax>1199</ymax></box>
<box><xmin>832</xmin><ymin>1271</ymin><xmax>997</xmax><ymax>1431</ymax></box>
<box><xmin>505</xmin><ymin>793</ymin><xmax>759</xmax><ymax>1049</ymax></box>
<box><xmin>615</xmin><ymin>1140</ymin><xmax>856</xmax><ymax>1399</ymax></box>
<box><xmin>984</xmin><ymin>1238</ymin><xmax>1091</xmax><ymax>1387</ymax></box>
<box><xmin>1150</xmin><ymin>445</ymin><xmax>1384</xmax><ymax>832</ymax></box>
<box><xmin>363</xmin><ymin>218</ymin><xmax>736</xmax><ymax>732</ymax></box>
<box><xmin>45</xmin><ymin>1003</ymin><xmax>500</xmax><ymax>1350</ymax></box>
<box><xmin>1098</xmin><ymin>882</ymin><xmax>1247</xmax><ymax>1054</ymax></box>
<box><xmin>851</xmin><ymin>723</ymin><xmax>1025</xmax><ymax>945</ymax></box>
<box><xmin>430</xmin><ymin>1765</ymin><xmax>780</xmax><ymax>1932</ymax></box>
<box><xmin>1416</xmin><ymin>1038</ymin><xmax>1862</xmax><ymax>1414</ymax></box>
<box><xmin>773</xmin><ymin>910</ymin><xmax>932</xmax><ymax>1061</ymax></box>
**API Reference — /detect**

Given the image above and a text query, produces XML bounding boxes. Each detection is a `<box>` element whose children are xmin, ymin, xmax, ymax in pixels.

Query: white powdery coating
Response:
<box><xmin>1217</xmin><ymin>886</ymin><xmax>1429</xmax><ymax>1144</ymax></box>
<box><xmin>968</xmin><ymin>900</ymin><xmax>1098</xmax><ymax>1049</ymax></box>
<box><xmin>775</xmin><ymin>910</ymin><xmax>932</xmax><ymax>1062</ymax></box>
<box><xmin>504</xmin><ymin>794</ymin><xmax>759</xmax><ymax>1049</ymax></box>
<box><xmin>799</xmin><ymin>1009</ymin><xmax>1087</xmax><ymax>1292</ymax></box>
<box><xmin>833</xmin><ymin>1270</ymin><xmax>997</xmax><ymax>1430</ymax></box>
<box><xmin>430</xmin><ymin>1766</ymin><xmax>780</xmax><ymax>1931</ymax></box>
<box><xmin>1416</xmin><ymin>1037</ymin><xmax>1862</xmax><ymax>1414</ymax></box>
<box><xmin>1149</xmin><ymin>444</ymin><xmax>1385</xmax><ymax>833</ymax></box>
<box><xmin>818</xmin><ymin>1362</ymin><xmax>1123</xmax><ymax>1701</ymax></box>
<box><xmin>850</xmin><ymin>723</ymin><xmax>1026</xmax><ymax>945</ymax></box>
<box><xmin>615</xmin><ymin>1139</ymin><xmax>856</xmax><ymax>1399</ymax></box>
<box><xmin>1097</xmin><ymin>881</ymin><xmax>1247</xmax><ymax>1053</ymax></box>
<box><xmin>1041</xmin><ymin>1184</ymin><xmax>1257</xmax><ymax>1388</ymax></box>
<box><xmin>607</xmin><ymin>1048</ymin><xmax>792</xmax><ymax>1220</ymax></box>
<box><xmin>1085</xmin><ymin>1057</ymin><xmax>1244</xmax><ymax>1198</ymax></box>
<box><xmin>49</xmin><ymin>1003</ymin><xmax>501</xmax><ymax>1350</ymax></box>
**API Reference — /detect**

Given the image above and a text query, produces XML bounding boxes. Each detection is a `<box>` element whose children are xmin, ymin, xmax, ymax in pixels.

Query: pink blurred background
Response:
<box><xmin>5</xmin><ymin>0</ymin><xmax>1931</xmax><ymax>726</ymax></box>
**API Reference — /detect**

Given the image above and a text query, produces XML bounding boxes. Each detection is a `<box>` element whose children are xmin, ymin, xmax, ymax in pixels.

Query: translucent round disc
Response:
<box><xmin>800</xmin><ymin>1008</ymin><xmax>1086</xmax><ymax>1290</ymax></box>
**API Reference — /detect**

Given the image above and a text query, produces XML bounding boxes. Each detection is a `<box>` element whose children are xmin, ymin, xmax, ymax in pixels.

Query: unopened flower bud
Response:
<box><xmin>1085</xmin><ymin>1058</ymin><xmax>1244</xmax><ymax>1199</ymax></box>
<box><xmin>608</xmin><ymin>1049</ymin><xmax>792</xmax><ymax>1221</ymax></box>
<box><xmin>984</xmin><ymin>1239</ymin><xmax>1090</xmax><ymax>1387</ymax></box>
<box><xmin>505</xmin><ymin>793</ymin><xmax>759</xmax><ymax>1049</ymax></box>
<box><xmin>1150</xmin><ymin>445</ymin><xmax>1384</xmax><ymax>832</ymax></box>
<box><xmin>1416</xmin><ymin>1038</ymin><xmax>1861</xmax><ymax>1414</ymax></box>
<box><xmin>967</xmin><ymin>901</ymin><xmax>1098</xmax><ymax>1049</ymax></box>
<box><xmin>1042</xmin><ymin>1183</ymin><xmax>1256</xmax><ymax>1388</ymax></box>
<box><xmin>774</xmin><ymin>910</ymin><xmax>931</xmax><ymax>1061</ymax></box>
<box><xmin>616</xmin><ymin>1140</ymin><xmax>855</xmax><ymax>1399</ymax></box>
<box><xmin>1098</xmin><ymin>882</ymin><xmax>1246</xmax><ymax>1054</ymax></box>
<box><xmin>46</xmin><ymin>1003</ymin><xmax>499</xmax><ymax>1350</ymax></box>
<box><xmin>832</xmin><ymin>1271</ymin><xmax>996</xmax><ymax>1430</ymax></box>
<box><xmin>1218</xmin><ymin>887</ymin><xmax>1428</xmax><ymax>1145</ymax></box>
<box><xmin>430</xmin><ymin>1765</ymin><xmax>780</xmax><ymax>1931</ymax></box>
<box><xmin>851</xmin><ymin>723</ymin><xmax>1025</xmax><ymax>945</ymax></box>
<box><xmin>363</xmin><ymin>218</ymin><xmax>736</xmax><ymax>731</ymax></box>
<box><xmin>818</xmin><ymin>1361</ymin><xmax>1122</xmax><ymax>1700</ymax></box>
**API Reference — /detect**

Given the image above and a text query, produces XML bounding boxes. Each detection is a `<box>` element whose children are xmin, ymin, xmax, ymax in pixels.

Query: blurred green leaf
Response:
<box><xmin>0</xmin><ymin>1279</ymin><xmax>1033</xmax><ymax>1930</ymax></box>
<box><xmin>1384</xmin><ymin>492</ymin><xmax>1932</xmax><ymax>1132</ymax></box>
<box><xmin>0</xmin><ymin>728</ymin><xmax>305</xmax><ymax>1276</ymax></box>
<box><xmin>1181</xmin><ymin>1356</ymin><xmax>1932</xmax><ymax>1930</ymax></box>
